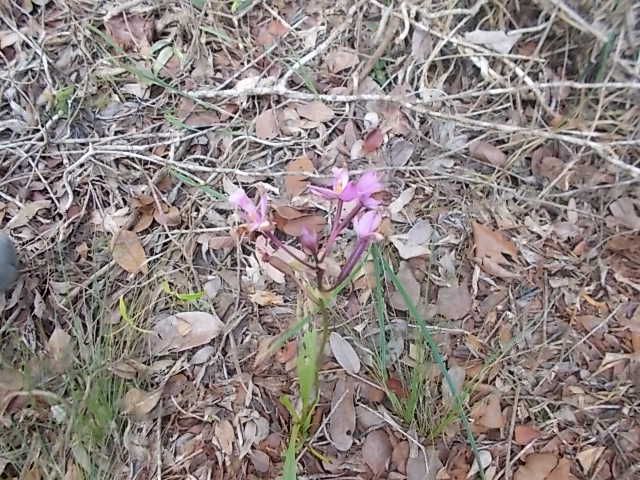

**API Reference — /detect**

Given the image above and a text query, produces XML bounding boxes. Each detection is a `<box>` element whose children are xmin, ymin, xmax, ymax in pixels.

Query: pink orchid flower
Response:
<box><xmin>309</xmin><ymin>168</ymin><xmax>358</xmax><ymax>202</ymax></box>
<box><xmin>300</xmin><ymin>226</ymin><xmax>319</xmax><ymax>255</ymax></box>
<box><xmin>353</xmin><ymin>210</ymin><xmax>383</xmax><ymax>242</ymax></box>
<box><xmin>354</xmin><ymin>171</ymin><xmax>382</xmax><ymax>208</ymax></box>
<box><xmin>229</xmin><ymin>188</ymin><xmax>270</xmax><ymax>232</ymax></box>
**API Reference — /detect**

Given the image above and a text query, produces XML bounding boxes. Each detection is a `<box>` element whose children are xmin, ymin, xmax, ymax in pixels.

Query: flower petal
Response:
<box><xmin>309</xmin><ymin>185</ymin><xmax>339</xmax><ymax>199</ymax></box>
<box><xmin>353</xmin><ymin>210</ymin><xmax>382</xmax><ymax>239</ymax></box>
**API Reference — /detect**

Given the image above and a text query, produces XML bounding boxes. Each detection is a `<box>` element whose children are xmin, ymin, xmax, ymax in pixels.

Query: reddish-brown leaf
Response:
<box><xmin>362</xmin><ymin>128</ymin><xmax>384</xmax><ymax>153</ymax></box>
<box><xmin>104</xmin><ymin>14</ymin><xmax>154</xmax><ymax>52</ymax></box>
<box><xmin>255</xmin><ymin>108</ymin><xmax>279</xmax><ymax>139</ymax></box>
<box><xmin>362</xmin><ymin>429</ymin><xmax>392</xmax><ymax>475</ymax></box>
<box><xmin>515</xmin><ymin>424</ymin><xmax>543</xmax><ymax>445</ymax></box>
<box><xmin>472</xmin><ymin>221</ymin><xmax>519</xmax><ymax>279</ymax></box>
<box><xmin>112</xmin><ymin>230</ymin><xmax>147</xmax><ymax>274</ymax></box>
<box><xmin>470</xmin><ymin>140</ymin><xmax>507</xmax><ymax>167</ymax></box>
<box><xmin>284</xmin><ymin>156</ymin><xmax>315</xmax><ymax>196</ymax></box>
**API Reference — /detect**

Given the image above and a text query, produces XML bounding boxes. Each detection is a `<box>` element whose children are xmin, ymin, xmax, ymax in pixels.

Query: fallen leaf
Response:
<box><xmin>122</xmin><ymin>388</ymin><xmax>161</xmax><ymax>418</ymax></box>
<box><xmin>274</xmin><ymin>213</ymin><xmax>325</xmax><ymax>237</ymax></box>
<box><xmin>467</xmin><ymin>450</ymin><xmax>492</xmax><ymax>479</ymax></box>
<box><xmin>105</xmin><ymin>14</ymin><xmax>154</xmax><ymax>52</ymax></box>
<box><xmin>249</xmin><ymin>290</ymin><xmax>284</xmax><ymax>306</ymax></box>
<box><xmin>47</xmin><ymin>328</ymin><xmax>73</xmax><ymax>374</ymax></box>
<box><xmin>276</xmin><ymin>340</ymin><xmax>297</xmax><ymax>364</ymax></box>
<box><xmin>386</xmin><ymin>376</ymin><xmax>408</xmax><ymax>399</ymax></box>
<box><xmin>514</xmin><ymin>453</ymin><xmax>570</xmax><ymax>480</ymax></box>
<box><xmin>362</xmin><ymin>128</ymin><xmax>384</xmax><ymax>153</ymax></box>
<box><xmin>295</xmin><ymin>101</ymin><xmax>334</xmax><ymax>122</ymax></box>
<box><xmin>576</xmin><ymin>446</ymin><xmax>605</xmax><ymax>474</ymax></box>
<box><xmin>389</xmin><ymin>187</ymin><xmax>416</xmax><ymax>218</ymax></box>
<box><xmin>326</xmin><ymin>49</ymin><xmax>359</xmax><ymax>73</ymax></box>
<box><xmin>515</xmin><ymin>424</ymin><xmax>543</xmax><ymax>445</ymax></box>
<box><xmin>112</xmin><ymin>230</ymin><xmax>148</xmax><ymax>274</ymax></box>
<box><xmin>608</xmin><ymin>197</ymin><xmax>640</xmax><ymax>229</ymax></box>
<box><xmin>6</xmin><ymin>199</ymin><xmax>51</xmax><ymax>228</ymax></box>
<box><xmin>249</xmin><ymin>450</ymin><xmax>271</xmax><ymax>473</ymax></box>
<box><xmin>214</xmin><ymin>419</ymin><xmax>235</xmax><ymax>455</ymax></box>
<box><xmin>471</xmin><ymin>392</ymin><xmax>505</xmax><ymax>431</ymax></box>
<box><xmin>442</xmin><ymin>364</ymin><xmax>466</xmax><ymax>408</ymax></box>
<box><xmin>329</xmin><ymin>332</ymin><xmax>360</xmax><ymax>374</ymax></box>
<box><xmin>388</xmin><ymin>138</ymin><xmax>415</xmax><ymax>167</ymax></box>
<box><xmin>392</xmin><ymin>441</ymin><xmax>409</xmax><ymax>474</ymax></box>
<box><xmin>328</xmin><ymin>376</ymin><xmax>356</xmax><ymax>451</ymax></box>
<box><xmin>407</xmin><ymin>447</ymin><xmax>442</xmax><ymax>480</ymax></box>
<box><xmin>464</xmin><ymin>30</ymin><xmax>522</xmax><ymax>54</ymax></box>
<box><xmin>153</xmin><ymin>204</ymin><xmax>181</xmax><ymax>226</ymax></box>
<box><xmin>437</xmin><ymin>286</ymin><xmax>472</xmax><ymax>320</ymax></box>
<box><xmin>531</xmin><ymin>156</ymin><xmax>568</xmax><ymax>185</ymax></box>
<box><xmin>390</xmin><ymin>261</ymin><xmax>421</xmax><ymax>311</ymax></box>
<box><xmin>411</xmin><ymin>28</ymin><xmax>432</xmax><ymax>61</ymax></box>
<box><xmin>472</xmin><ymin>221</ymin><xmax>519</xmax><ymax>279</ymax></box>
<box><xmin>148</xmin><ymin>311</ymin><xmax>224</xmax><ymax>355</ymax></box>
<box><xmin>469</xmin><ymin>140</ymin><xmax>507</xmax><ymax>167</ymax></box>
<box><xmin>255</xmin><ymin>108</ymin><xmax>279</xmax><ymax>139</ymax></box>
<box><xmin>362</xmin><ymin>429</ymin><xmax>392</xmax><ymax>476</ymax></box>
<box><xmin>390</xmin><ymin>234</ymin><xmax>431</xmax><ymax>259</ymax></box>
<box><xmin>285</xmin><ymin>156</ymin><xmax>315</xmax><ymax>197</ymax></box>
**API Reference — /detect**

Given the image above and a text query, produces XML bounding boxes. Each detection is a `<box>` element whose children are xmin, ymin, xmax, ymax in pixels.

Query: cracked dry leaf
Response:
<box><xmin>514</xmin><ymin>453</ymin><xmax>570</xmax><ymax>480</ymax></box>
<box><xmin>362</xmin><ymin>429</ymin><xmax>392</xmax><ymax>476</ymax></box>
<box><xmin>329</xmin><ymin>332</ymin><xmax>360</xmax><ymax>374</ymax></box>
<box><xmin>112</xmin><ymin>229</ymin><xmax>147</xmax><ymax>274</ymax></box>
<box><xmin>148</xmin><ymin>311</ymin><xmax>224</xmax><ymax>355</ymax></box>
<box><xmin>328</xmin><ymin>376</ymin><xmax>355</xmax><ymax>451</ymax></box>
<box><xmin>122</xmin><ymin>388</ymin><xmax>161</xmax><ymax>418</ymax></box>
<box><xmin>472</xmin><ymin>221</ymin><xmax>519</xmax><ymax>279</ymax></box>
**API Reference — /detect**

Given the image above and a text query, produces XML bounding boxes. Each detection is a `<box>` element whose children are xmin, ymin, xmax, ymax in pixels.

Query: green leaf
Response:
<box><xmin>200</xmin><ymin>26</ymin><xmax>233</xmax><ymax>46</ymax></box>
<box><xmin>231</xmin><ymin>0</ymin><xmax>252</xmax><ymax>14</ymax></box>
<box><xmin>282</xmin><ymin>424</ymin><xmax>299</xmax><ymax>480</ymax></box>
<box><xmin>161</xmin><ymin>280</ymin><xmax>204</xmax><ymax>302</ymax></box>
<box><xmin>191</xmin><ymin>0</ymin><xmax>206</xmax><ymax>8</ymax></box>
<box><xmin>153</xmin><ymin>46</ymin><xmax>174</xmax><ymax>75</ymax></box>
<box><xmin>296</xmin><ymin>329</ymin><xmax>319</xmax><ymax>409</ymax></box>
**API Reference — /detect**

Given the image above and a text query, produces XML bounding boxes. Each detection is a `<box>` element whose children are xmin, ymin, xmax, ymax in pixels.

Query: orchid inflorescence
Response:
<box><xmin>230</xmin><ymin>168</ymin><xmax>383</xmax><ymax>294</ymax></box>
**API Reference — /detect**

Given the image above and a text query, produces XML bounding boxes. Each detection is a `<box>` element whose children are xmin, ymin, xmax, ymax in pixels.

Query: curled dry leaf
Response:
<box><xmin>47</xmin><ymin>328</ymin><xmax>73</xmax><ymax>374</ymax></box>
<box><xmin>329</xmin><ymin>332</ymin><xmax>360</xmax><ymax>374</ymax></box>
<box><xmin>472</xmin><ymin>221</ymin><xmax>519</xmax><ymax>279</ymax></box>
<box><xmin>362</xmin><ymin>429</ymin><xmax>392</xmax><ymax>476</ymax></box>
<box><xmin>112</xmin><ymin>229</ymin><xmax>148</xmax><ymax>274</ymax></box>
<box><xmin>464</xmin><ymin>30</ymin><xmax>522</xmax><ymax>54</ymax></box>
<box><xmin>328</xmin><ymin>376</ymin><xmax>356</xmax><ymax>451</ymax></box>
<box><xmin>255</xmin><ymin>108</ymin><xmax>279</xmax><ymax>139</ymax></box>
<box><xmin>390</xmin><ymin>261</ymin><xmax>421</xmax><ymax>311</ymax></box>
<box><xmin>122</xmin><ymin>388</ymin><xmax>161</xmax><ymax>418</ymax></box>
<box><xmin>148</xmin><ymin>311</ymin><xmax>224</xmax><ymax>355</ymax></box>
<box><xmin>249</xmin><ymin>290</ymin><xmax>284</xmax><ymax>306</ymax></box>
<box><xmin>469</xmin><ymin>140</ymin><xmax>507</xmax><ymax>167</ymax></box>
<box><xmin>284</xmin><ymin>156</ymin><xmax>315</xmax><ymax>197</ymax></box>
<box><xmin>436</xmin><ymin>285</ymin><xmax>472</xmax><ymax>320</ymax></box>
<box><xmin>471</xmin><ymin>392</ymin><xmax>505</xmax><ymax>432</ymax></box>
<box><xmin>104</xmin><ymin>14</ymin><xmax>154</xmax><ymax>52</ymax></box>
<box><xmin>514</xmin><ymin>453</ymin><xmax>570</xmax><ymax>480</ymax></box>
<box><xmin>326</xmin><ymin>49</ymin><xmax>359</xmax><ymax>73</ymax></box>
<box><xmin>6</xmin><ymin>199</ymin><xmax>51</xmax><ymax>228</ymax></box>
<box><xmin>295</xmin><ymin>101</ymin><xmax>334</xmax><ymax>123</ymax></box>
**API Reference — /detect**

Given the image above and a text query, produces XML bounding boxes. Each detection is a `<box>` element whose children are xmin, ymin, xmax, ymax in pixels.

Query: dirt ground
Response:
<box><xmin>1</xmin><ymin>1</ymin><xmax>639</xmax><ymax>479</ymax></box>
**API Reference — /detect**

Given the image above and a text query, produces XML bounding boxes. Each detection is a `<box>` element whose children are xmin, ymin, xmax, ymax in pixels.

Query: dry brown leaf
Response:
<box><xmin>442</xmin><ymin>364</ymin><xmax>465</xmax><ymax>408</ymax></box>
<box><xmin>112</xmin><ymin>229</ymin><xmax>147</xmax><ymax>274</ymax></box>
<box><xmin>407</xmin><ymin>447</ymin><xmax>442</xmax><ymax>480</ymax></box>
<box><xmin>249</xmin><ymin>450</ymin><xmax>271</xmax><ymax>473</ymax></box>
<box><xmin>285</xmin><ymin>156</ymin><xmax>315</xmax><ymax>197</ymax></box>
<box><xmin>362</xmin><ymin>128</ymin><xmax>384</xmax><ymax>154</ymax></box>
<box><xmin>514</xmin><ymin>453</ymin><xmax>570</xmax><ymax>480</ymax></box>
<box><xmin>471</xmin><ymin>392</ymin><xmax>505</xmax><ymax>431</ymax></box>
<box><xmin>122</xmin><ymin>387</ymin><xmax>161</xmax><ymax>418</ymax></box>
<box><xmin>531</xmin><ymin>156</ymin><xmax>566</xmax><ymax>183</ymax></box>
<box><xmin>329</xmin><ymin>332</ymin><xmax>360</xmax><ymax>374</ymax></box>
<box><xmin>390</xmin><ymin>262</ymin><xmax>421</xmax><ymax>311</ymax></box>
<box><xmin>47</xmin><ymin>328</ymin><xmax>73</xmax><ymax>374</ymax></box>
<box><xmin>389</xmin><ymin>234</ymin><xmax>431</xmax><ymax>260</ymax></box>
<box><xmin>295</xmin><ymin>101</ymin><xmax>334</xmax><ymax>122</ymax></box>
<box><xmin>576</xmin><ymin>446</ymin><xmax>605</xmax><ymax>474</ymax></box>
<box><xmin>464</xmin><ymin>30</ymin><xmax>521</xmax><ymax>54</ymax></box>
<box><xmin>515</xmin><ymin>424</ymin><xmax>543</xmax><ymax>445</ymax></box>
<box><xmin>389</xmin><ymin>187</ymin><xmax>415</xmax><ymax>218</ymax></box>
<box><xmin>104</xmin><ymin>14</ymin><xmax>154</xmax><ymax>52</ymax></box>
<box><xmin>6</xmin><ymin>199</ymin><xmax>51</xmax><ymax>228</ymax></box>
<box><xmin>255</xmin><ymin>108</ymin><xmax>279</xmax><ymax>139</ymax></box>
<box><xmin>214</xmin><ymin>419</ymin><xmax>235</xmax><ymax>455</ymax></box>
<box><xmin>326</xmin><ymin>49</ymin><xmax>359</xmax><ymax>73</ymax></box>
<box><xmin>392</xmin><ymin>441</ymin><xmax>409</xmax><ymax>474</ymax></box>
<box><xmin>472</xmin><ymin>221</ymin><xmax>519</xmax><ymax>279</ymax></box>
<box><xmin>470</xmin><ymin>140</ymin><xmax>507</xmax><ymax>167</ymax></box>
<box><xmin>437</xmin><ymin>286</ymin><xmax>472</xmax><ymax>320</ymax></box>
<box><xmin>362</xmin><ymin>429</ymin><xmax>392</xmax><ymax>476</ymax></box>
<box><xmin>249</xmin><ymin>290</ymin><xmax>284</xmax><ymax>306</ymax></box>
<box><xmin>275</xmin><ymin>213</ymin><xmax>325</xmax><ymax>237</ymax></box>
<box><xmin>608</xmin><ymin>197</ymin><xmax>640</xmax><ymax>229</ymax></box>
<box><xmin>148</xmin><ymin>311</ymin><xmax>224</xmax><ymax>355</ymax></box>
<box><xmin>388</xmin><ymin>138</ymin><xmax>415</xmax><ymax>167</ymax></box>
<box><xmin>153</xmin><ymin>204</ymin><xmax>181</xmax><ymax>226</ymax></box>
<box><xmin>328</xmin><ymin>376</ymin><xmax>355</xmax><ymax>451</ymax></box>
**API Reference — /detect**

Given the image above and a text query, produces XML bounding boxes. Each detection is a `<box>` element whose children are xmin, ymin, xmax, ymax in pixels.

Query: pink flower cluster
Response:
<box><xmin>230</xmin><ymin>168</ymin><xmax>383</xmax><ymax>291</ymax></box>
